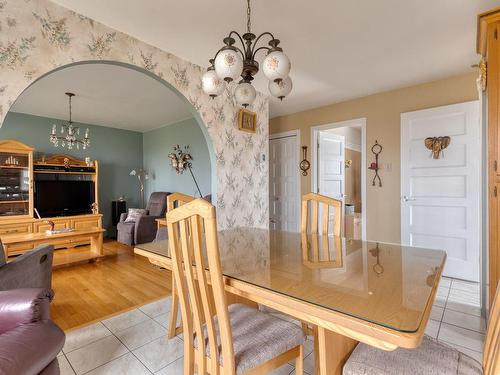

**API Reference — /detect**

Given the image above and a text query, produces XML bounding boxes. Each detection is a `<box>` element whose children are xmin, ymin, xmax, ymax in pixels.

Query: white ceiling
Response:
<box><xmin>50</xmin><ymin>0</ymin><xmax>500</xmax><ymax>118</ymax></box>
<box><xmin>11</xmin><ymin>63</ymin><xmax>193</xmax><ymax>132</ymax></box>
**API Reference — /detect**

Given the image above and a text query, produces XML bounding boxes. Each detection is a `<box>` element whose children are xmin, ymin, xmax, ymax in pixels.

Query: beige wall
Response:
<box><xmin>270</xmin><ymin>72</ymin><xmax>478</xmax><ymax>243</ymax></box>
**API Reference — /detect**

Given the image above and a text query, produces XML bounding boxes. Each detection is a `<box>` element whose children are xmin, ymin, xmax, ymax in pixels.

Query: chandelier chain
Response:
<box><xmin>246</xmin><ymin>0</ymin><xmax>251</xmax><ymax>33</ymax></box>
<box><xmin>68</xmin><ymin>94</ymin><xmax>72</xmax><ymax>123</ymax></box>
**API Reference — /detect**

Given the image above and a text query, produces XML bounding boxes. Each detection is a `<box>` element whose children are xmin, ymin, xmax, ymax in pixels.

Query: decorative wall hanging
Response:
<box><xmin>299</xmin><ymin>146</ymin><xmax>310</xmax><ymax>176</ymax></box>
<box><xmin>201</xmin><ymin>0</ymin><xmax>292</xmax><ymax>107</ymax></box>
<box><xmin>168</xmin><ymin>145</ymin><xmax>203</xmax><ymax>197</ymax></box>
<box><xmin>425</xmin><ymin>136</ymin><xmax>450</xmax><ymax>159</ymax></box>
<box><xmin>237</xmin><ymin>108</ymin><xmax>257</xmax><ymax>133</ymax></box>
<box><xmin>368</xmin><ymin>140</ymin><xmax>382</xmax><ymax>187</ymax></box>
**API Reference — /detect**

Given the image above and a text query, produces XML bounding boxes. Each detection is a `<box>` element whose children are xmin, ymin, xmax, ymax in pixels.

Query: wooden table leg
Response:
<box><xmin>314</xmin><ymin>326</ymin><xmax>358</xmax><ymax>375</ymax></box>
<box><xmin>90</xmin><ymin>232</ymin><xmax>103</xmax><ymax>256</ymax></box>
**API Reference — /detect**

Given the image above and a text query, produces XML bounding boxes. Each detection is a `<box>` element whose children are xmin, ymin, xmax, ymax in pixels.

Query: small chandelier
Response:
<box><xmin>201</xmin><ymin>0</ymin><xmax>292</xmax><ymax>107</ymax></box>
<box><xmin>49</xmin><ymin>92</ymin><xmax>90</xmax><ymax>150</ymax></box>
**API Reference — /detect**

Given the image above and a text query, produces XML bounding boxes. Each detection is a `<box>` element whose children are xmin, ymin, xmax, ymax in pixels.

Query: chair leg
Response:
<box><xmin>168</xmin><ymin>275</ymin><xmax>180</xmax><ymax>339</ymax></box>
<box><xmin>295</xmin><ymin>344</ymin><xmax>304</xmax><ymax>375</ymax></box>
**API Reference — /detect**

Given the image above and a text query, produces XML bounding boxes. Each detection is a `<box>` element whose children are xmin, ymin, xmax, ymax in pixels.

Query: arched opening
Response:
<box><xmin>0</xmin><ymin>60</ymin><xmax>216</xmax><ymax>234</ymax></box>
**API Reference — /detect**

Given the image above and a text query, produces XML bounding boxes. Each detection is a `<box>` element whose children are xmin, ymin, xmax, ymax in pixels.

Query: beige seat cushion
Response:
<box><xmin>343</xmin><ymin>336</ymin><xmax>483</xmax><ymax>375</ymax></box>
<box><xmin>199</xmin><ymin>303</ymin><xmax>305</xmax><ymax>374</ymax></box>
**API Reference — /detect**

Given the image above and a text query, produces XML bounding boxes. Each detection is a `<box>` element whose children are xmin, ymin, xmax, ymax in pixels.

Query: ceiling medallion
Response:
<box><xmin>49</xmin><ymin>92</ymin><xmax>90</xmax><ymax>150</ymax></box>
<box><xmin>202</xmin><ymin>0</ymin><xmax>292</xmax><ymax>107</ymax></box>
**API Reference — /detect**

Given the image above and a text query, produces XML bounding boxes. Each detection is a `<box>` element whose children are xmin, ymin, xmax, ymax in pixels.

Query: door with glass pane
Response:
<box><xmin>0</xmin><ymin>140</ymin><xmax>33</xmax><ymax>218</ymax></box>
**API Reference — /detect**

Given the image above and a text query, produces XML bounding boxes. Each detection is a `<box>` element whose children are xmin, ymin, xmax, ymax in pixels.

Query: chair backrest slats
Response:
<box><xmin>483</xmin><ymin>281</ymin><xmax>500</xmax><ymax>374</ymax></box>
<box><xmin>191</xmin><ymin>215</ymin><xmax>219</xmax><ymax>375</ymax></box>
<box><xmin>301</xmin><ymin>192</ymin><xmax>342</xmax><ymax>236</ymax></box>
<box><xmin>167</xmin><ymin>199</ymin><xmax>235</xmax><ymax>375</ymax></box>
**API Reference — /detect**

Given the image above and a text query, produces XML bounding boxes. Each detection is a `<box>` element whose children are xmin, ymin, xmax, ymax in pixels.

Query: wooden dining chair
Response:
<box><xmin>301</xmin><ymin>192</ymin><xmax>343</xmax><ymax>236</ymax></box>
<box><xmin>166</xmin><ymin>192</ymin><xmax>196</xmax><ymax>339</ymax></box>
<box><xmin>343</xmin><ymin>281</ymin><xmax>500</xmax><ymax>375</ymax></box>
<box><xmin>167</xmin><ymin>199</ymin><xmax>305</xmax><ymax>375</ymax></box>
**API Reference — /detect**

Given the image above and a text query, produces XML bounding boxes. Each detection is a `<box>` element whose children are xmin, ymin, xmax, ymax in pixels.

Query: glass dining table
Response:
<box><xmin>134</xmin><ymin>227</ymin><xmax>446</xmax><ymax>375</ymax></box>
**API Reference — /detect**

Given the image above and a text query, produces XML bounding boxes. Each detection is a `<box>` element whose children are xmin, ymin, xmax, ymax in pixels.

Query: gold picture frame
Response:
<box><xmin>237</xmin><ymin>108</ymin><xmax>257</xmax><ymax>133</ymax></box>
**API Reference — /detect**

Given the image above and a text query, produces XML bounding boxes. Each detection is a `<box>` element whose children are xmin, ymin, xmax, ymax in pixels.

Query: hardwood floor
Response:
<box><xmin>51</xmin><ymin>240</ymin><xmax>172</xmax><ymax>331</ymax></box>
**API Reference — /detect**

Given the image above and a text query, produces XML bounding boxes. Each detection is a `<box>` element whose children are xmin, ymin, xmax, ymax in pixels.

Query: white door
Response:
<box><xmin>318</xmin><ymin>132</ymin><xmax>345</xmax><ymax>201</ymax></box>
<box><xmin>401</xmin><ymin>101</ymin><xmax>480</xmax><ymax>282</ymax></box>
<box><xmin>317</xmin><ymin>132</ymin><xmax>345</xmax><ymax>234</ymax></box>
<box><xmin>269</xmin><ymin>134</ymin><xmax>299</xmax><ymax>232</ymax></box>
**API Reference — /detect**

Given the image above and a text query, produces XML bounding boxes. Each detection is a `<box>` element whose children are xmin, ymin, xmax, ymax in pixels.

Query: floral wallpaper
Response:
<box><xmin>0</xmin><ymin>0</ymin><xmax>269</xmax><ymax>229</ymax></box>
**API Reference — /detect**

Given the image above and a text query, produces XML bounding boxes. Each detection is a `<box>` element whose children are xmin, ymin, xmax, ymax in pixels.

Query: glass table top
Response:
<box><xmin>135</xmin><ymin>228</ymin><xmax>446</xmax><ymax>333</ymax></box>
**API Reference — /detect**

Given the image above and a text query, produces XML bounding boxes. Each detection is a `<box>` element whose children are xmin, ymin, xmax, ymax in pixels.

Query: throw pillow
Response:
<box><xmin>125</xmin><ymin>208</ymin><xmax>148</xmax><ymax>223</ymax></box>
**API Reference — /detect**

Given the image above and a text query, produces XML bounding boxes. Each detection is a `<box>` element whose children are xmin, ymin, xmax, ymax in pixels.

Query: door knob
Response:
<box><xmin>270</xmin><ymin>219</ymin><xmax>277</xmax><ymax>224</ymax></box>
<box><xmin>403</xmin><ymin>196</ymin><xmax>416</xmax><ymax>202</ymax></box>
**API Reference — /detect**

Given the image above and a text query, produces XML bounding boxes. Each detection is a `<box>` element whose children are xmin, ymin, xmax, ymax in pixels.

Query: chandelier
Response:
<box><xmin>201</xmin><ymin>0</ymin><xmax>292</xmax><ymax>107</ymax></box>
<box><xmin>49</xmin><ymin>92</ymin><xmax>90</xmax><ymax>150</ymax></box>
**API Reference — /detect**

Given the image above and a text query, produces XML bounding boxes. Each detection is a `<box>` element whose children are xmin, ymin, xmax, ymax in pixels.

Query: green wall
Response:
<box><xmin>0</xmin><ymin>113</ymin><xmax>211</xmax><ymax>236</ymax></box>
<box><xmin>0</xmin><ymin>112</ymin><xmax>143</xmax><ymax>235</ymax></box>
<box><xmin>143</xmin><ymin>118</ymin><xmax>211</xmax><ymax>200</ymax></box>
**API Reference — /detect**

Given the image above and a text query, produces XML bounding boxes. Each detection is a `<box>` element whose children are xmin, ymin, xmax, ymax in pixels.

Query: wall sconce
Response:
<box><xmin>299</xmin><ymin>146</ymin><xmax>310</xmax><ymax>176</ymax></box>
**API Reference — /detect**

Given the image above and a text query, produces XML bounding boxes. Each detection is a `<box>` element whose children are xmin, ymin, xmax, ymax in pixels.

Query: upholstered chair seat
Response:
<box><xmin>198</xmin><ymin>304</ymin><xmax>305</xmax><ymax>374</ymax></box>
<box><xmin>343</xmin><ymin>336</ymin><xmax>483</xmax><ymax>375</ymax></box>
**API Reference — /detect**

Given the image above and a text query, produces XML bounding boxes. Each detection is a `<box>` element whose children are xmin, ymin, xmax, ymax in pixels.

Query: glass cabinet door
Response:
<box><xmin>0</xmin><ymin>152</ymin><xmax>30</xmax><ymax>217</ymax></box>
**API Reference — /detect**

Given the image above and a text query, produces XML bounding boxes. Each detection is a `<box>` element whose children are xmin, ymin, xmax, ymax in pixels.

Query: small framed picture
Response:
<box><xmin>237</xmin><ymin>108</ymin><xmax>257</xmax><ymax>133</ymax></box>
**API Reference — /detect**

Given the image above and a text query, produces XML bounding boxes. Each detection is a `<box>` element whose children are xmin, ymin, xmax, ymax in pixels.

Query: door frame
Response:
<box><xmin>311</xmin><ymin>118</ymin><xmax>367</xmax><ymax>240</ymax></box>
<box><xmin>269</xmin><ymin>129</ymin><xmax>301</xmax><ymax>232</ymax></box>
<box><xmin>400</xmin><ymin>100</ymin><xmax>482</xmax><ymax>283</ymax></box>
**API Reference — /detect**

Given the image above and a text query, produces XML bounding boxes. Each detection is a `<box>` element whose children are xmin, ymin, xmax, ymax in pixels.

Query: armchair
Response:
<box><xmin>0</xmin><ymin>288</ymin><xmax>65</xmax><ymax>375</ymax></box>
<box><xmin>117</xmin><ymin>192</ymin><xmax>170</xmax><ymax>245</ymax></box>
<box><xmin>0</xmin><ymin>243</ymin><xmax>53</xmax><ymax>291</ymax></box>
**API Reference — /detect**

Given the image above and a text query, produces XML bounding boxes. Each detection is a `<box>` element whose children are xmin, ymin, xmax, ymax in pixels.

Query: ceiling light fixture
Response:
<box><xmin>49</xmin><ymin>92</ymin><xmax>90</xmax><ymax>150</ymax></box>
<box><xmin>202</xmin><ymin>0</ymin><xmax>292</xmax><ymax>107</ymax></box>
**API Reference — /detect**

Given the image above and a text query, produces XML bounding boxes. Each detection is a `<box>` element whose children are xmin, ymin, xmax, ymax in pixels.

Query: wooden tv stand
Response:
<box><xmin>0</xmin><ymin>140</ymin><xmax>104</xmax><ymax>266</ymax></box>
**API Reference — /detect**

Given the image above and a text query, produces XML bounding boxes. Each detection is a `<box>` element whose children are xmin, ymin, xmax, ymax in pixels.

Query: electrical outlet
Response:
<box><xmin>385</xmin><ymin>163</ymin><xmax>392</xmax><ymax>172</ymax></box>
<box><xmin>262</xmin><ymin>154</ymin><xmax>266</xmax><ymax>161</ymax></box>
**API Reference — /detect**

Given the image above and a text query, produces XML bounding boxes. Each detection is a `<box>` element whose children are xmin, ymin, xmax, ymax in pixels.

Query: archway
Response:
<box><xmin>4</xmin><ymin>60</ymin><xmax>218</xmax><ymax>202</ymax></box>
<box><xmin>0</xmin><ymin>0</ymin><xmax>270</xmax><ymax>229</ymax></box>
<box><xmin>2</xmin><ymin>60</ymin><xmax>217</xmax><ymax>231</ymax></box>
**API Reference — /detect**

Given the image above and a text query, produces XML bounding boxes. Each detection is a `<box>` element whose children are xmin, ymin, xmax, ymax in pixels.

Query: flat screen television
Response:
<box><xmin>34</xmin><ymin>180</ymin><xmax>94</xmax><ymax>217</ymax></box>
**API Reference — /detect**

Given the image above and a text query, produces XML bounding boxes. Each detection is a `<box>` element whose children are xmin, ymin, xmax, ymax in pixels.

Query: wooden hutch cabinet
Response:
<box><xmin>478</xmin><ymin>8</ymin><xmax>500</xmax><ymax>306</ymax></box>
<box><xmin>0</xmin><ymin>140</ymin><xmax>33</xmax><ymax>221</ymax></box>
<box><xmin>0</xmin><ymin>140</ymin><xmax>102</xmax><ymax>258</ymax></box>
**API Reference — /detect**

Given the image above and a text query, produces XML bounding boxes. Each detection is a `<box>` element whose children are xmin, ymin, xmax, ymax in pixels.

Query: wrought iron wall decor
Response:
<box><xmin>368</xmin><ymin>140</ymin><xmax>382</xmax><ymax>187</ymax></box>
<box><xmin>299</xmin><ymin>146</ymin><xmax>310</xmax><ymax>176</ymax></box>
<box><xmin>168</xmin><ymin>145</ymin><xmax>203</xmax><ymax>197</ymax></box>
<box><xmin>425</xmin><ymin>136</ymin><xmax>450</xmax><ymax>159</ymax></box>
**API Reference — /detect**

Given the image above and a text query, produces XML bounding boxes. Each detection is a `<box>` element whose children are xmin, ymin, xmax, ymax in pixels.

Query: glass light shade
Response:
<box><xmin>234</xmin><ymin>82</ymin><xmax>256</xmax><ymax>107</ymax></box>
<box><xmin>202</xmin><ymin>69</ymin><xmax>225</xmax><ymax>98</ymax></box>
<box><xmin>269</xmin><ymin>76</ymin><xmax>293</xmax><ymax>100</ymax></box>
<box><xmin>263</xmin><ymin>51</ymin><xmax>291</xmax><ymax>82</ymax></box>
<box><xmin>214</xmin><ymin>48</ymin><xmax>243</xmax><ymax>82</ymax></box>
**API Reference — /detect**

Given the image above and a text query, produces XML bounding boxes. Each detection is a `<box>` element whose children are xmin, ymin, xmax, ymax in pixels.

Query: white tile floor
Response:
<box><xmin>58</xmin><ymin>277</ymin><xmax>485</xmax><ymax>375</ymax></box>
